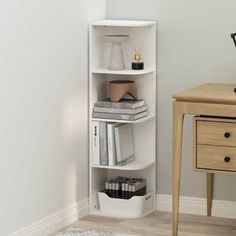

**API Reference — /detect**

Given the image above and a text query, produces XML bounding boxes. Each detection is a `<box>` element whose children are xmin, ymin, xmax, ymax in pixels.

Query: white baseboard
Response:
<box><xmin>9</xmin><ymin>199</ymin><xmax>89</xmax><ymax>236</ymax></box>
<box><xmin>156</xmin><ymin>194</ymin><xmax>236</xmax><ymax>219</ymax></box>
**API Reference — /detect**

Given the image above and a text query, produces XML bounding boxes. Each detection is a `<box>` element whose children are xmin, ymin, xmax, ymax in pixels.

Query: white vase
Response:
<box><xmin>105</xmin><ymin>35</ymin><xmax>129</xmax><ymax>70</ymax></box>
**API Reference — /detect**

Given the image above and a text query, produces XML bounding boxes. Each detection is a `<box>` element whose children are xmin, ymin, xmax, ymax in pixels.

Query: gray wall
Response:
<box><xmin>106</xmin><ymin>0</ymin><xmax>236</xmax><ymax>201</ymax></box>
<box><xmin>0</xmin><ymin>1</ymin><xmax>105</xmax><ymax>235</ymax></box>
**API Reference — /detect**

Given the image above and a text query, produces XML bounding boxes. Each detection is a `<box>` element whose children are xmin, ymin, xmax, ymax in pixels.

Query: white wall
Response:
<box><xmin>106</xmin><ymin>0</ymin><xmax>236</xmax><ymax>201</ymax></box>
<box><xmin>0</xmin><ymin>1</ymin><xmax>105</xmax><ymax>235</ymax></box>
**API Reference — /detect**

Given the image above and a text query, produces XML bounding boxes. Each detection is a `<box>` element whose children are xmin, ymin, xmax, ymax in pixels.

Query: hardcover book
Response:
<box><xmin>93</xmin><ymin>105</ymin><xmax>148</xmax><ymax>115</ymax></box>
<box><xmin>94</xmin><ymin>99</ymin><xmax>145</xmax><ymax>109</ymax></box>
<box><xmin>99</xmin><ymin>122</ymin><xmax>108</xmax><ymax>165</ymax></box>
<box><xmin>107</xmin><ymin>123</ymin><xmax>120</xmax><ymax>166</ymax></box>
<box><xmin>92</xmin><ymin>111</ymin><xmax>148</xmax><ymax>121</ymax></box>
<box><xmin>91</xmin><ymin>121</ymin><xmax>100</xmax><ymax>165</ymax></box>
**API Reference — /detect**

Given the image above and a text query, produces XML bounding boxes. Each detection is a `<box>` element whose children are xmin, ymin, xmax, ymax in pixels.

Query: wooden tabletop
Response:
<box><xmin>173</xmin><ymin>83</ymin><xmax>236</xmax><ymax>104</ymax></box>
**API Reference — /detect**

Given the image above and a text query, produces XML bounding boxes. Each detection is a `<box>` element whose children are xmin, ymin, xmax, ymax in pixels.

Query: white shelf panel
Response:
<box><xmin>91</xmin><ymin>68</ymin><xmax>156</xmax><ymax>75</ymax></box>
<box><xmin>91</xmin><ymin>115</ymin><xmax>155</xmax><ymax>124</ymax></box>
<box><xmin>92</xmin><ymin>160</ymin><xmax>155</xmax><ymax>171</ymax></box>
<box><xmin>91</xmin><ymin>20</ymin><xmax>156</xmax><ymax>27</ymax></box>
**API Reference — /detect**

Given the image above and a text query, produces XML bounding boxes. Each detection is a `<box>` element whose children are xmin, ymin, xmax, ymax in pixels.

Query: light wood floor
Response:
<box><xmin>52</xmin><ymin>211</ymin><xmax>236</xmax><ymax>236</ymax></box>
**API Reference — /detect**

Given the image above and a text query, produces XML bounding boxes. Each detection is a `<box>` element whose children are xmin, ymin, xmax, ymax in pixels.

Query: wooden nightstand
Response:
<box><xmin>172</xmin><ymin>83</ymin><xmax>236</xmax><ymax>236</ymax></box>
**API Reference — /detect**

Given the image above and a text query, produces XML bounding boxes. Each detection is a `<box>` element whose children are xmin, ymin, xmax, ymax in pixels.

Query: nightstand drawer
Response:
<box><xmin>197</xmin><ymin>120</ymin><xmax>236</xmax><ymax>147</ymax></box>
<box><xmin>197</xmin><ymin>145</ymin><xmax>236</xmax><ymax>172</ymax></box>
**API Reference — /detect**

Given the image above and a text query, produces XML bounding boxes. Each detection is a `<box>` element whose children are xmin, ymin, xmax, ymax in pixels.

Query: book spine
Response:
<box><xmin>107</xmin><ymin>123</ymin><xmax>117</xmax><ymax>166</ymax></box>
<box><xmin>105</xmin><ymin>181</ymin><xmax>108</xmax><ymax>190</ymax></box>
<box><xmin>91</xmin><ymin>121</ymin><xmax>100</xmax><ymax>165</ymax></box>
<box><xmin>99</xmin><ymin>122</ymin><xmax>108</xmax><ymax>165</ymax></box>
<box><xmin>114</xmin><ymin>126</ymin><xmax>122</xmax><ymax>164</ymax></box>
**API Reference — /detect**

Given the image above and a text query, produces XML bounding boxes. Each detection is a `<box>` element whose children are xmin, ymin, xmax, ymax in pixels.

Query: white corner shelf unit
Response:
<box><xmin>89</xmin><ymin>19</ymin><xmax>156</xmax><ymax>218</ymax></box>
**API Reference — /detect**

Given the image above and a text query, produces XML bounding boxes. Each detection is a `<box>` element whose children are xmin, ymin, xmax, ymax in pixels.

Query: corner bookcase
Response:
<box><xmin>89</xmin><ymin>20</ymin><xmax>156</xmax><ymax>218</ymax></box>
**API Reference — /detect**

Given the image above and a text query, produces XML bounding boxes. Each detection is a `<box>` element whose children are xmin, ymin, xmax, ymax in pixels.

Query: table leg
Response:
<box><xmin>172</xmin><ymin>102</ymin><xmax>185</xmax><ymax>236</ymax></box>
<box><xmin>207</xmin><ymin>173</ymin><xmax>214</xmax><ymax>216</ymax></box>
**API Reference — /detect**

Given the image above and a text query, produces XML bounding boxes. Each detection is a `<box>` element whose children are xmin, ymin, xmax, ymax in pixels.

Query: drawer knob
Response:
<box><xmin>224</xmin><ymin>132</ymin><xmax>231</xmax><ymax>138</ymax></box>
<box><xmin>224</xmin><ymin>156</ymin><xmax>231</xmax><ymax>163</ymax></box>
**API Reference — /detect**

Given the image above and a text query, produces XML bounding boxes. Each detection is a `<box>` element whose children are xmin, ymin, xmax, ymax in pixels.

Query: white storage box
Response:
<box><xmin>98</xmin><ymin>191</ymin><xmax>154</xmax><ymax>218</ymax></box>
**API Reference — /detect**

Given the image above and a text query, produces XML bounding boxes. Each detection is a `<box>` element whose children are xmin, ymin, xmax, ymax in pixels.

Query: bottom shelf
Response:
<box><xmin>91</xmin><ymin>191</ymin><xmax>154</xmax><ymax>218</ymax></box>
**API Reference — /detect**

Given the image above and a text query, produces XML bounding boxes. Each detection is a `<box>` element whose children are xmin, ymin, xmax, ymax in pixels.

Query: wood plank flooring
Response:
<box><xmin>51</xmin><ymin>211</ymin><xmax>236</xmax><ymax>236</ymax></box>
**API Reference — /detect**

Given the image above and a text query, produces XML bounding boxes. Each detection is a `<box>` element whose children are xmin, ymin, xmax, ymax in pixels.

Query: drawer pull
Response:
<box><xmin>224</xmin><ymin>156</ymin><xmax>231</xmax><ymax>163</ymax></box>
<box><xmin>224</xmin><ymin>132</ymin><xmax>231</xmax><ymax>138</ymax></box>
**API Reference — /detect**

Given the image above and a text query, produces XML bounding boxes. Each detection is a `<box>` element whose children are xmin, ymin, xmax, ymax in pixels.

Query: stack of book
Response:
<box><xmin>92</xmin><ymin>122</ymin><xmax>135</xmax><ymax>166</ymax></box>
<box><xmin>104</xmin><ymin>176</ymin><xmax>146</xmax><ymax>199</ymax></box>
<box><xmin>92</xmin><ymin>99</ymin><xmax>148</xmax><ymax>121</ymax></box>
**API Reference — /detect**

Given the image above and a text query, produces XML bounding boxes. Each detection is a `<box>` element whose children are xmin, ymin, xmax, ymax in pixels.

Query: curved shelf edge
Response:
<box><xmin>91</xmin><ymin>115</ymin><xmax>155</xmax><ymax>124</ymax></box>
<box><xmin>92</xmin><ymin>160</ymin><xmax>155</xmax><ymax>171</ymax></box>
<box><xmin>91</xmin><ymin>68</ymin><xmax>156</xmax><ymax>76</ymax></box>
<box><xmin>91</xmin><ymin>20</ymin><xmax>156</xmax><ymax>27</ymax></box>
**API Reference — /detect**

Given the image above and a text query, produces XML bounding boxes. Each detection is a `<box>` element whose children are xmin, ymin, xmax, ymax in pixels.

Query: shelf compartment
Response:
<box><xmin>92</xmin><ymin>160</ymin><xmax>155</xmax><ymax>171</ymax></box>
<box><xmin>91</xmin><ymin>68</ymin><xmax>156</xmax><ymax>75</ymax></box>
<box><xmin>95</xmin><ymin>191</ymin><xmax>154</xmax><ymax>218</ymax></box>
<box><xmin>91</xmin><ymin>115</ymin><xmax>155</xmax><ymax>124</ymax></box>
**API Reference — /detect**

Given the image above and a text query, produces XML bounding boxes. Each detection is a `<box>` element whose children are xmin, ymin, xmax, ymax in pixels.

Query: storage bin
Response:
<box><xmin>98</xmin><ymin>191</ymin><xmax>154</xmax><ymax>218</ymax></box>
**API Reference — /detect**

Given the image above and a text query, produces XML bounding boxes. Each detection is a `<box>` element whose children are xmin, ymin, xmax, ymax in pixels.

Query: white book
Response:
<box><xmin>99</xmin><ymin>122</ymin><xmax>108</xmax><ymax>165</ymax></box>
<box><xmin>94</xmin><ymin>99</ymin><xmax>145</xmax><ymax>109</ymax></box>
<box><xmin>93</xmin><ymin>105</ymin><xmax>148</xmax><ymax>115</ymax></box>
<box><xmin>107</xmin><ymin>123</ymin><xmax>120</xmax><ymax>166</ymax></box>
<box><xmin>93</xmin><ymin>111</ymin><xmax>148</xmax><ymax>121</ymax></box>
<box><xmin>114</xmin><ymin>124</ymin><xmax>135</xmax><ymax>166</ymax></box>
<box><xmin>91</xmin><ymin>121</ymin><xmax>100</xmax><ymax>165</ymax></box>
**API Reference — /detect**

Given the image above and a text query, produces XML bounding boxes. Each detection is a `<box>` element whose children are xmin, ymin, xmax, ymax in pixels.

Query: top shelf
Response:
<box><xmin>91</xmin><ymin>20</ymin><xmax>156</xmax><ymax>27</ymax></box>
